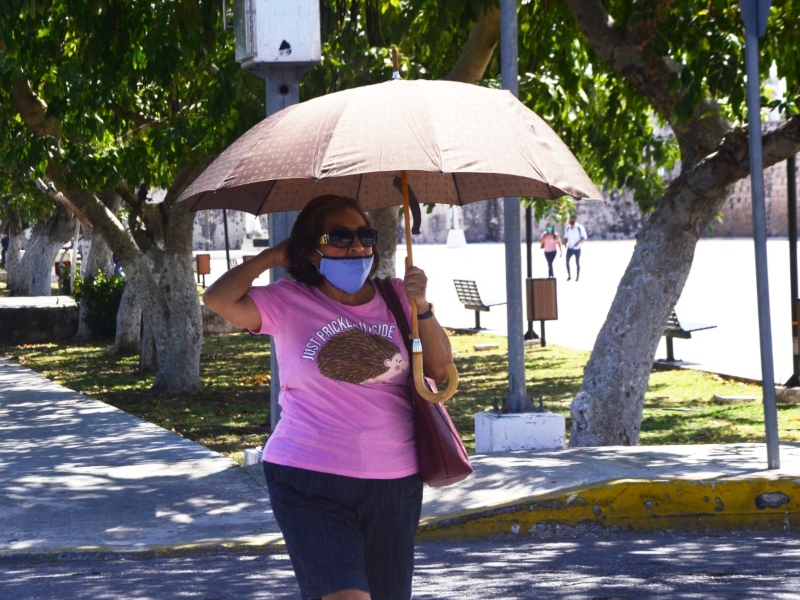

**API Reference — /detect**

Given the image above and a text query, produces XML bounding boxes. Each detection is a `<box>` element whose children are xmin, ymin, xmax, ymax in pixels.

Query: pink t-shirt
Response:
<box><xmin>246</xmin><ymin>278</ymin><xmax>418</xmax><ymax>479</ymax></box>
<box><xmin>540</xmin><ymin>232</ymin><xmax>561</xmax><ymax>252</ymax></box>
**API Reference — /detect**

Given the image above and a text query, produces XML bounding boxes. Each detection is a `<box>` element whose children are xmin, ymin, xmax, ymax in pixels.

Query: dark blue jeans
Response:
<box><xmin>566</xmin><ymin>247</ymin><xmax>581</xmax><ymax>279</ymax></box>
<box><xmin>263</xmin><ymin>462</ymin><xmax>423</xmax><ymax>600</ymax></box>
<box><xmin>544</xmin><ymin>250</ymin><xmax>557</xmax><ymax>277</ymax></box>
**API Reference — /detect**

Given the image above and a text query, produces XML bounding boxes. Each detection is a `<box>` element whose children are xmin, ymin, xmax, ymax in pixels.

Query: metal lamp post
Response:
<box><xmin>740</xmin><ymin>0</ymin><xmax>780</xmax><ymax>469</ymax></box>
<box><xmin>501</xmin><ymin>0</ymin><xmax>534</xmax><ymax>413</ymax></box>
<box><xmin>232</xmin><ymin>0</ymin><xmax>321</xmax><ymax>429</ymax></box>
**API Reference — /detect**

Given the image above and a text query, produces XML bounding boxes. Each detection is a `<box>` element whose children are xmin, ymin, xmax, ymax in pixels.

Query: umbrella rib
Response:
<box><xmin>255</xmin><ymin>183</ymin><xmax>274</xmax><ymax>216</ymax></box>
<box><xmin>186</xmin><ymin>192</ymin><xmax>204</xmax><ymax>212</ymax></box>
<box><xmin>355</xmin><ymin>173</ymin><xmax>363</xmax><ymax>203</ymax></box>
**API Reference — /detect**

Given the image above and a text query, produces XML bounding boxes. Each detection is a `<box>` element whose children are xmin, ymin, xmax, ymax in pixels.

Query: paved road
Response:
<box><xmin>3</xmin><ymin>529</ymin><xmax>799</xmax><ymax>599</ymax></box>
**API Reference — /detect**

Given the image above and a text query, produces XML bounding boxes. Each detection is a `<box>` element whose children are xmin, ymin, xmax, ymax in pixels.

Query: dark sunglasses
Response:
<box><xmin>319</xmin><ymin>227</ymin><xmax>379</xmax><ymax>249</ymax></box>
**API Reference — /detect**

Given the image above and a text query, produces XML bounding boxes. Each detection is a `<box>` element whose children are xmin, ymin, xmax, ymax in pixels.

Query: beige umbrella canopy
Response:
<box><xmin>178</xmin><ymin>78</ymin><xmax>602</xmax><ymax>214</ymax></box>
<box><xmin>178</xmin><ymin>78</ymin><xmax>601</xmax><ymax>402</ymax></box>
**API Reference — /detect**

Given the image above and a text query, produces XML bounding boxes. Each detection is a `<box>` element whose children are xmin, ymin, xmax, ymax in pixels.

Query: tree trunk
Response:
<box><xmin>114</xmin><ymin>282</ymin><xmax>141</xmax><ymax>356</ymax></box>
<box><xmin>4</xmin><ymin>211</ymin><xmax>23</xmax><ymax>293</ymax></box>
<box><xmin>139</xmin><ymin>315</ymin><xmax>158</xmax><ymax>373</ymax></box>
<box><xmin>12</xmin><ymin>205</ymin><xmax>76</xmax><ymax>296</ymax></box>
<box><xmin>570</xmin><ymin>186</ymin><xmax>729</xmax><ymax>446</ymax></box>
<box><xmin>11</xmin><ymin>76</ymin><xmax>203</xmax><ymax>395</ymax></box>
<box><xmin>150</xmin><ymin>203</ymin><xmax>203</xmax><ymax>395</ymax></box>
<box><xmin>369</xmin><ymin>206</ymin><xmax>398</xmax><ymax>278</ymax></box>
<box><xmin>444</xmin><ymin>6</ymin><xmax>500</xmax><ymax>84</ymax></box>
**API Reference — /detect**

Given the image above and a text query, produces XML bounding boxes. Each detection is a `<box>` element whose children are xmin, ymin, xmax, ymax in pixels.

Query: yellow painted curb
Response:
<box><xmin>417</xmin><ymin>475</ymin><xmax>800</xmax><ymax>541</ymax></box>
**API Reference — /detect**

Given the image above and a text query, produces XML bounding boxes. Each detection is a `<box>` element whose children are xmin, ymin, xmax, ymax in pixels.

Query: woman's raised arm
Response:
<box><xmin>202</xmin><ymin>240</ymin><xmax>289</xmax><ymax>331</ymax></box>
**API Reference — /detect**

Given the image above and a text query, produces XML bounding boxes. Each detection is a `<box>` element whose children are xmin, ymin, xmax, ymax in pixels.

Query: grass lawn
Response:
<box><xmin>4</xmin><ymin>329</ymin><xmax>799</xmax><ymax>465</ymax></box>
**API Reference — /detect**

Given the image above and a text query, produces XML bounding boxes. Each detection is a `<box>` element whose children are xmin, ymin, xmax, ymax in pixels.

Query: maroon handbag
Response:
<box><xmin>376</xmin><ymin>279</ymin><xmax>473</xmax><ymax>487</ymax></box>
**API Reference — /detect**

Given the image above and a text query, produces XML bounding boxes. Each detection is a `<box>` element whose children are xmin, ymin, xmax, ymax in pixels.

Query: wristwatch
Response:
<box><xmin>417</xmin><ymin>303</ymin><xmax>435</xmax><ymax>320</ymax></box>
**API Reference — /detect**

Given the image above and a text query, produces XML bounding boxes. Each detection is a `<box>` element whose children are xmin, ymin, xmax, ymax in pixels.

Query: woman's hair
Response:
<box><xmin>286</xmin><ymin>195</ymin><xmax>381</xmax><ymax>286</ymax></box>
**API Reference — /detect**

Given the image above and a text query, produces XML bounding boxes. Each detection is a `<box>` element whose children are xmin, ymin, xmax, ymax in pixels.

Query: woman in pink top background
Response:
<box><xmin>539</xmin><ymin>223</ymin><xmax>563</xmax><ymax>278</ymax></box>
<box><xmin>203</xmin><ymin>195</ymin><xmax>453</xmax><ymax>600</ymax></box>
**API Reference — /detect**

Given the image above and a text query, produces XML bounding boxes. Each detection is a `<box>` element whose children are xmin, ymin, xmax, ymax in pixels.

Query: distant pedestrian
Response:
<box><xmin>112</xmin><ymin>254</ymin><xmax>123</xmax><ymax>277</ymax></box>
<box><xmin>538</xmin><ymin>223</ymin><xmax>562</xmax><ymax>278</ymax></box>
<box><xmin>1</xmin><ymin>229</ymin><xmax>8</xmax><ymax>270</ymax></box>
<box><xmin>564</xmin><ymin>215</ymin><xmax>587</xmax><ymax>281</ymax></box>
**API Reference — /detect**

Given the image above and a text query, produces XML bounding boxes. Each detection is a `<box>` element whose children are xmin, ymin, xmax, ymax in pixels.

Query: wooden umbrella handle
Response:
<box><xmin>401</xmin><ymin>170</ymin><xmax>460</xmax><ymax>402</ymax></box>
<box><xmin>413</xmin><ymin>356</ymin><xmax>460</xmax><ymax>403</ymax></box>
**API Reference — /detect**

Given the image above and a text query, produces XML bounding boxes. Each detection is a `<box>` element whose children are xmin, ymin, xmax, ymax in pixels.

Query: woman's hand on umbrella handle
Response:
<box><xmin>403</xmin><ymin>265</ymin><xmax>428</xmax><ymax>308</ymax></box>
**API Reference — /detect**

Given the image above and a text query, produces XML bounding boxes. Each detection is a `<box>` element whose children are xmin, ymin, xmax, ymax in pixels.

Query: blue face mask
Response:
<box><xmin>318</xmin><ymin>254</ymin><xmax>374</xmax><ymax>294</ymax></box>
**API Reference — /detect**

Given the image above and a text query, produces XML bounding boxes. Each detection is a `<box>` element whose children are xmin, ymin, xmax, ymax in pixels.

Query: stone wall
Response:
<box><xmin>711</xmin><ymin>157</ymin><xmax>799</xmax><ymax>237</ymax></box>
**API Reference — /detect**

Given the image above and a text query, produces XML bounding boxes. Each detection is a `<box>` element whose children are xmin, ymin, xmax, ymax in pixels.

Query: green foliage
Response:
<box><xmin>72</xmin><ymin>270</ymin><xmax>126</xmax><ymax>340</ymax></box>
<box><xmin>3</xmin><ymin>0</ymin><xmax>799</xmax><ymax>232</ymax></box>
<box><xmin>0</xmin><ymin>0</ymin><xmax>265</xmax><ymax>200</ymax></box>
<box><xmin>524</xmin><ymin>197</ymin><xmax>576</xmax><ymax>225</ymax></box>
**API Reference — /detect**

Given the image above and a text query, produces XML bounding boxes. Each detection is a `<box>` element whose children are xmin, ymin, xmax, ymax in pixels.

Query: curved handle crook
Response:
<box><xmin>412</xmin><ymin>353</ymin><xmax>459</xmax><ymax>403</ymax></box>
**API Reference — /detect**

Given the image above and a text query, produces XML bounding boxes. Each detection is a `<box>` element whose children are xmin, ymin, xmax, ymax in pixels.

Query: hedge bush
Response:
<box><xmin>73</xmin><ymin>271</ymin><xmax>127</xmax><ymax>339</ymax></box>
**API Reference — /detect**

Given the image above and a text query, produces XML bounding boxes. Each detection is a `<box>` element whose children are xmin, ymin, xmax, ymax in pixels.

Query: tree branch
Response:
<box><xmin>667</xmin><ymin>114</ymin><xmax>800</xmax><ymax>204</ymax></box>
<box><xmin>11</xmin><ymin>79</ymin><xmax>61</xmax><ymax>142</ymax></box>
<box><xmin>561</xmin><ymin>0</ymin><xmax>681</xmax><ymax>120</ymax></box>
<box><xmin>562</xmin><ymin>0</ymin><xmax>730</xmax><ymax>162</ymax></box>
<box><xmin>444</xmin><ymin>5</ymin><xmax>501</xmax><ymax>84</ymax></box>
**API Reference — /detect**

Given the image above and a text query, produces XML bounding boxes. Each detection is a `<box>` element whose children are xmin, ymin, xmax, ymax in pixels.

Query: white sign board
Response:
<box><xmin>235</xmin><ymin>0</ymin><xmax>321</xmax><ymax>67</ymax></box>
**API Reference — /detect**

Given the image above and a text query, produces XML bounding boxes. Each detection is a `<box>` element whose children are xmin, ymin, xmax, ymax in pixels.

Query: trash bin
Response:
<box><xmin>526</xmin><ymin>278</ymin><xmax>558</xmax><ymax>346</ymax></box>
<box><xmin>196</xmin><ymin>254</ymin><xmax>211</xmax><ymax>287</ymax></box>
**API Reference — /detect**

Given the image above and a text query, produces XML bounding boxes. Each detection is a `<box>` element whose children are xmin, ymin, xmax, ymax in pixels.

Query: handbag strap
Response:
<box><xmin>374</xmin><ymin>278</ymin><xmax>413</xmax><ymax>356</ymax></box>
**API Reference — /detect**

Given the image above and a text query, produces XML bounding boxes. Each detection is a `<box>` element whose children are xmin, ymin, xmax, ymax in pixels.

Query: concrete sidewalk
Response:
<box><xmin>2</xmin><ymin>356</ymin><xmax>800</xmax><ymax>558</ymax></box>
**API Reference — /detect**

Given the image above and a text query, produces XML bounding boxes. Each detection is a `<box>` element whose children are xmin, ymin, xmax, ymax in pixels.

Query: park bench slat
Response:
<box><xmin>453</xmin><ymin>279</ymin><xmax>506</xmax><ymax>329</ymax></box>
<box><xmin>662</xmin><ymin>309</ymin><xmax>716</xmax><ymax>361</ymax></box>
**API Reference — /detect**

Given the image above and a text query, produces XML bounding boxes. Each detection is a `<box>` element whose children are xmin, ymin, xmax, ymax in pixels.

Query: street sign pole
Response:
<box><xmin>261</xmin><ymin>65</ymin><xmax>305</xmax><ymax>430</ymax></box>
<box><xmin>740</xmin><ymin>0</ymin><xmax>780</xmax><ymax>469</ymax></box>
<box><xmin>501</xmin><ymin>0</ymin><xmax>533</xmax><ymax>413</ymax></box>
<box><xmin>787</xmin><ymin>155</ymin><xmax>799</xmax><ymax>386</ymax></box>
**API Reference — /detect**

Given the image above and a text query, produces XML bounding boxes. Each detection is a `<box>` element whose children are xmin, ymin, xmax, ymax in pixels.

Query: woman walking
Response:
<box><xmin>203</xmin><ymin>194</ymin><xmax>453</xmax><ymax>600</ymax></box>
<box><xmin>539</xmin><ymin>223</ymin><xmax>562</xmax><ymax>278</ymax></box>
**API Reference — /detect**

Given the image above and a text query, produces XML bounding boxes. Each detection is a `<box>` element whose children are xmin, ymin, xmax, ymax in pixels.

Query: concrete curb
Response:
<box><xmin>0</xmin><ymin>534</ymin><xmax>287</xmax><ymax>561</ymax></box>
<box><xmin>417</xmin><ymin>475</ymin><xmax>800</xmax><ymax>541</ymax></box>
<box><xmin>3</xmin><ymin>476</ymin><xmax>799</xmax><ymax>558</ymax></box>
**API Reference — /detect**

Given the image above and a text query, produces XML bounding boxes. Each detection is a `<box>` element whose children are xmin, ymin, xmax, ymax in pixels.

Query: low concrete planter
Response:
<box><xmin>0</xmin><ymin>304</ymin><xmax>79</xmax><ymax>344</ymax></box>
<box><xmin>0</xmin><ymin>301</ymin><xmax>241</xmax><ymax>346</ymax></box>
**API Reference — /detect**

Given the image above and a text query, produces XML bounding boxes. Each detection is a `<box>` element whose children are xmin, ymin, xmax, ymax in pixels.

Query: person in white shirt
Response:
<box><xmin>564</xmin><ymin>215</ymin><xmax>587</xmax><ymax>281</ymax></box>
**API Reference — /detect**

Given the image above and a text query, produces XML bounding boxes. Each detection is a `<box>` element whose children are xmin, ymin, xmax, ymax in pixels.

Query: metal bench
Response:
<box><xmin>663</xmin><ymin>309</ymin><xmax>716</xmax><ymax>362</ymax></box>
<box><xmin>453</xmin><ymin>279</ymin><xmax>506</xmax><ymax>329</ymax></box>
